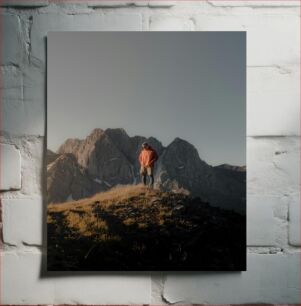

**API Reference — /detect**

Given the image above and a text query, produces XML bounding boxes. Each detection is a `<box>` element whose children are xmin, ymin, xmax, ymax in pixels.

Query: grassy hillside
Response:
<box><xmin>47</xmin><ymin>185</ymin><xmax>246</xmax><ymax>271</ymax></box>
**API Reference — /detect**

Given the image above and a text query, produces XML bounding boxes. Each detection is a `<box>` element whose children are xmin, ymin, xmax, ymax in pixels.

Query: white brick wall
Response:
<box><xmin>163</xmin><ymin>253</ymin><xmax>300</xmax><ymax>304</ymax></box>
<box><xmin>248</xmin><ymin>66</ymin><xmax>300</xmax><ymax>136</ymax></box>
<box><xmin>149</xmin><ymin>16</ymin><xmax>194</xmax><ymax>30</ymax></box>
<box><xmin>289</xmin><ymin>193</ymin><xmax>300</xmax><ymax>246</ymax></box>
<box><xmin>0</xmin><ymin>143</ymin><xmax>21</xmax><ymax>190</ymax></box>
<box><xmin>1</xmin><ymin>0</ymin><xmax>300</xmax><ymax>304</ymax></box>
<box><xmin>0</xmin><ymin>0</ymin><xmax>49</xmax><ymax>6</ymax></box>
<box><xmin>2</xmin><ymin>251</ymin><xmax>151</xmax><ymax>304</ymax></box>
<box><xmin>2</xmin><ymin>198</ymin><xmax>43</xmax><ymax>246</ymax></box>
<box><xmin>2</xmin><ymin>13</ymin><xmax>25</xmax><ymax>65</ymax></box>
<box><xmin>31</xmin><ymin>13</ymin><xmax>143</xmax><ymax>66</ymax></box>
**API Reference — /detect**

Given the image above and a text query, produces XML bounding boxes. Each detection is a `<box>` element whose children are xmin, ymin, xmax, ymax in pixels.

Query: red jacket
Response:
<box><xmin>139</xmin><ymin>147</ymin><xmax>158</xmax><ymax>167</ymax></box>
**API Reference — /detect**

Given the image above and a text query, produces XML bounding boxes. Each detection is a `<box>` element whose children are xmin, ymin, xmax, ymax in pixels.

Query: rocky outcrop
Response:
<box><xmin>58</xmin><ymin>128</ymin><xmax>135</xmax><ymax>187</ymax></box>
<box><xmin>46</xmin><ymin>149</ymin><xmax>60</xmax><ymax>165</ymax></box>
<box><xmin>155</xmin><ymin>137</ymin><xmax>215</xmax><ymax>196</ymax></box>
<box><xmin>155</xmin><ymin>138</ymin><xmax>246</xmax><ymax>214</ymax></box>
<box><xmin>48</xmin><ymin>128</ymin><xmax>246</xmax><ymax>213</ymax></box>
<box><xmin>105</xmin><ymin>128</ymin><xmax>136</xmax><ymax>163</ymax></box>
<box><xmin>57</xmin><ymin>138</ymin><xmax>82</xmax><ymax>156</ymax></box>
<box><xmin>47</xmin><ymin>153</ymin><xmax>107</xmax><ymax>204</ymax></box>
<box><xmin>214</xmin><ymin>163</ymin><xmax>246</xmax><ymax>186</ymax></box>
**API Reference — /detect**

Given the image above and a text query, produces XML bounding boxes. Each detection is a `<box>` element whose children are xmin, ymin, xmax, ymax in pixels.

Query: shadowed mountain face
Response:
<box><xmin>47</xmin><ymin>128</ymin><xmax>246</xmax><ymax>213</ymax></box>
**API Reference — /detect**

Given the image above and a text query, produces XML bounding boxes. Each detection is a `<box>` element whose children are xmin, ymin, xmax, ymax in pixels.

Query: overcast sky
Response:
<box><xmin>47</xmin><ymin>32</ymin><xmax>246</xmax><ymax>166</ymax></box>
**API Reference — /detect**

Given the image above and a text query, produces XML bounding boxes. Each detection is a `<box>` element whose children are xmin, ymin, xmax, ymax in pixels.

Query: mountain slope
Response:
<box><xmin>47</xmin><ymin>185</ymin><xmax>246</xmax><ymax>271</ymax></box>
<box><xmin>47</xmin><ymin>153</ymin><xmax>108</xmax><ymax>203</ymax></box>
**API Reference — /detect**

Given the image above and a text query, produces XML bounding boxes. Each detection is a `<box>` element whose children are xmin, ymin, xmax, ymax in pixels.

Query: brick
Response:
<box><xmin>1</xmin><ymin>66</ymin><xmax>22</xmax><ymax>102</ymax></box>
<box><xmin>193</xmin><ymin>11</ymin><xmax>299</xmax><ymax>67</ymax></box>
<box><xmin>247</xmin><ymin>195</ymin><xmax>277</xmax><ymax>246</ymax></box>
<box><xmin>1</xmin><ymin>65</ymin><xmax>45</xmax><ymax>136</ymax></box>
<box><xmin>87</xmin><ymin>1</ymin><xmax>135</xmax><ymax>7</ymax></box>
<box><xmin>207</xmin><ymin>0</ymin><xmax>300</xmax><ymax>7</ymax></box>
<box><xmin>1</xmin><ymin>66</ymin><xmax>23</xmax><ymax>135</ymax></box>
<box><xmin>163</xmin><ymin>253</ymin><xmax>299</xmax><ymax>304</ymax></box>
<box><xmin>19</xmin><ymin>137</ymin><xmax>44</xmax><ymax>196</ymax></box>
<box><xmin>151</xmin><ymin>273</ymin><xmax>164</xmax><ymax>303</ymax></box>
<box><xmin>2</xmin><ymin>252</ymin><xmax>55</xmax><ymax>304</ymax></box>
<box><xmin>150</xmin><ymin>16</ymin><xmax>194</xmax><ymax>31</ymax></box>
<box><xmin>289</xmin><ymin>194</ymin><xmax>300</xmax><ymax>246</ymax></box>
<box><xmin>247</xmin><ymin>137</ymin><xmax>299</xmax><ymax>196</ymax></box>
<box><xmin>148</xmin><ymin>1</ymin><xmax>175</xmax><ymax>7</ymax></box>
<box><xmin>0</xmin><ymin>143</ymin><xmax>21</xmax><ymax>191</ymax></box>
<box><xmin>134</xmin><ymin>1</ymin><xmax>151</xmax><ymax>6</ymax></box>
<box><xmin>0</xmin><ymin>0</ymin><xmax>49</xmax><ymax>6</ymax></box>
<box><xmin>21</xmin><ymin>65</ymin><xmax>45</xmax><ymax>136</ymax></box>
<box><xmin>248</xmin><ymin>66</ymin><xmax>299</xmax><ymax>136</ymax></box>
<box><xmin>47</xmin><ymin>0</ymin><xmax>141</xmax><ymax>7</ymax></box>
<box><xmin>2</xmin><ymin>198</ymin><xmax>43</xmax><ymax>246</ymax></box>
<box><xmin>84</xmin><ymin>0</ymin><xmax>176</xmax><ymax>8</ymax></box>
<box><xmin>1</xmin><ymin>19</ymin><xmax>45</xmax><ymax>137</ymax></box>
<box><xmin>272</xmin><ymin>138</ymin><xmax>300</xmax><ymax>193</ymax></box>
<box><xmin>86</xmin><ymin>0</ymin><xmax>174</xmax><ymax>7</ymax></box>
<box><xmin>31</xmin><ymin>13</ymin><xmax>142</xmax><ymax>66</ymax></box>
<box><xmin>2</xmin><ymin>13</ymin><xmax>25</xmax><ymax>65</ymax></box>
<box><xmin>53</xmin><ymin>273</ymin><xmax>150</xmax><ymax>304</ymax></box>
<box><xmin>22</xmin><ymin>13</ymin><xmax>142</xmax><ymax>136</ymax></box>
<box><xmin>2</xmin><ymin>251</ymin><xmax>151</xmax><ymax>304</ymax></box>
<box><xmin>246</xmin><ymin>195</ymin><xmax>288</xmax><ymax>247</ymax></box>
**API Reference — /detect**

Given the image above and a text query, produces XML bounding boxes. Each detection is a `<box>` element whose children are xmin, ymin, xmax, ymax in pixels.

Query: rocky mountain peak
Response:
<box><xmin>104</xmin><ymin>128</ymin><xmax>134</xmax><ymax>162</ymax></box>
<box><xmin>168</xmin><ymin>137</ymin><xmax>198</xmax><ymax>151</ymax></box>
<box><xmin>47</xmin><ymin>149</ymin><xmax>60</xmax><ymax>164</ymax></box>
<box><xmin>48</xmin><ymin>128</ymin><xmax>246</xmax><ymax>214</ymax></box>
<box><xmin>105</xmin><ymin>127</ymin><xmax>128</xmax><ymax>137</ymax></box>
<box><xmin>57</xmin><ymin>138</ymin><xmax>82</xmax><ymax>155</ymax></box>
<box><xmin>166</xmin><ymin>137</ymin><xmax>206</xmax><ymax>166</ymax></box>
<box><xmin>86</xmin><ymin>128</ymin><xmax>105</xmax><ymax>142</ymax></box>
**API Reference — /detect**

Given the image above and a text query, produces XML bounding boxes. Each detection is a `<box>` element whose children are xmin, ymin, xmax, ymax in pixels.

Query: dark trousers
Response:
<box><xmin>140</xmin><ymin>166</ymin><xmax>154</xmax><ymax>187</ymax></box>
<box><xmin>141</xmin><ymin>173</ymin><xmax>154</xmax><ymax>187</ymax></box>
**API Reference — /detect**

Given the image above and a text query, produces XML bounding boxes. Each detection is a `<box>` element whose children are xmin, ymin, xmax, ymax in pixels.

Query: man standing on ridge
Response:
<box><xmin>139</xmin><ymin>142</ymin><xmax>158</xmax><ymax>188</ymax></box>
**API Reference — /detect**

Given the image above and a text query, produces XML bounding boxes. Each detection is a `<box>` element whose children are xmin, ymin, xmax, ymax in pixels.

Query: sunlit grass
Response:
<box><xmin>48</xmin><ymin>184</ymin><xmax>155</xmax><ymax>211</ymax></box>
<box><xmin>47</xmin><ymin>184</ymin><xmax>183</xmax><ymax>239</ymax></box>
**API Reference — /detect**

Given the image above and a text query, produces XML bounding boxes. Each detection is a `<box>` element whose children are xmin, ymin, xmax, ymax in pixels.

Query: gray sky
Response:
<box><xmin>47</xmin><ymin>32</ymin><xmax>246</xmax><ymax>166</ymax></box>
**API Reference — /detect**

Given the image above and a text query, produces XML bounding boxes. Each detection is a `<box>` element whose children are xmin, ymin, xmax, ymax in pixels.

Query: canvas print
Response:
<box><xmin>47</xmin><ymin>32</ymin><xmax>246</xmax><ymax>271</ymax></box>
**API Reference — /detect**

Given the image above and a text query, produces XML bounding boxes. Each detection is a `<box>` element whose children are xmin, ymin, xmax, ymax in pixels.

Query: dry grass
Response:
<box><xmin>47</xmin><ymin>184</ymin><xmax>246</xmax><ymax>271</ymax></box>
<box><xmin>48</xmin><ymin>184</ymin><xmax>155</xmax><ymax>212</ymax></box>
<box><xmin>47</xmin><ymin>184</ymin><xmax>171</xmax><ymax>238</ymax></box>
